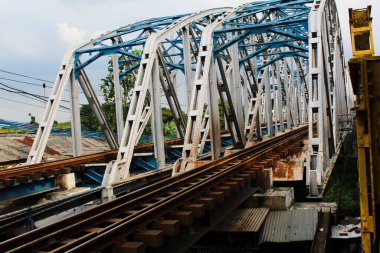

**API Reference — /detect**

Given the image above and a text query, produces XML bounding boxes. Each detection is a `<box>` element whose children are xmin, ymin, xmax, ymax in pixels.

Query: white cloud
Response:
<box><xmin>0</xmin><ymin>29</ymin><xmax>46</xmax><ymax>59</ymax></box>
<box><xmin>57</xmin><ymin>22</ymin><xmax>87</xmax><ymax>46</ymax></box>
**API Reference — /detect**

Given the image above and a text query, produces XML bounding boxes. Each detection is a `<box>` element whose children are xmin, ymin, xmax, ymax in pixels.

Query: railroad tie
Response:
<box><xmin>133</xmin><ymin>229</ymin><xmax>164</xmax><ymax>248</ymax></box>
<box><xmin>181</xmin><ymin>203</ymin><xmax>205</xmax><ymax>217</ymax></box>
<box><xmin>204</xmin><ymin>191</ymin><xmax>224</xmax><ymax>203</ymax></box>
<box><xmin>111</xmin><ymin>241</ymin><xmax>145</xmax><ymax>253</ymax></box>
<box><xmin>152</xmin><ymin>219</ymin><xmax>180</xmax><ymax>236</ymax></box>
<box><xmin>168</xmin><ymin>211</ymin><xmax>193</xmax><ymax>226</ymax></box>
<box><xmin>214</xmin><ymin>185</ymin><xmax>232</xmax><ymax>197</ymax></box>
<box><xmin>196</xmin><ymin>197</ymin><xmax>215</xmax><ymax>210</ymax></box>
<box><xmin>223</xmin><ymin>181</ymin><xmax>239</xmax><ymax>192</ymax></box>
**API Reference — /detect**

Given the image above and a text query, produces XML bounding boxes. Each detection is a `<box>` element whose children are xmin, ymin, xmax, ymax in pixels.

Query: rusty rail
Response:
<box><xmin>0</xmin><ymin>126</ymin><xmax>308</xmax><ymax>253</ymax></box>
<box><xmin>0</xmin><ymin>138</ymin><xmax>182</xmax><ymax>181</ymax></box>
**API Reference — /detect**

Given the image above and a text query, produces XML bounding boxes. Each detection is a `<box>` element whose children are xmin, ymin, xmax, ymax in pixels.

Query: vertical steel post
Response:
<box><xmin>264</xmin><ymin>67</ymin><xmax>274</xmax><ymax>136</ymax></box>
<box><xmin>271</xmin><ymin>68</ymin><xmax>277</xmax><ymax>135</ymax></box>
<box><xmin>69</xmin><ymin>70</ymin><xmax>82</xmax><ymax>157</ymax></box>
<box><xmin>112</xmin><ymin>42</ymin><xmax>124</xmax><ymax>144</ymax></box>
<box><xmin>151</xmin><ymin>57</ymin><xmax>166</xmax><ymax>168</ymax></box>
<box><xmin>283</xmin><ymin>60</ymin><xmax>292</xmax><ymax>130</ymax></box>
<box><xmin>276</xmin><ymin>61</ymin><xmax>284</xmax><ymax>132</ymax></box>
<box><xmin>230</xmin><ymin>41</ymin><xmax>244</xmax><ymax>135</ymax></box>
<box><xmin>208</xmin><ymin>58</ymin><xmax>221</xmax><ymax>160</ymax></box>
<box><xmin>182</xmin><ymin>26</ymin><xmax>193</xmax><ymax>108</ymax></box>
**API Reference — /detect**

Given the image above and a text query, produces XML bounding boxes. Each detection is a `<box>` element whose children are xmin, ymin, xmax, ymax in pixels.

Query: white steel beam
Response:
<box><xmin>78</xmin><ymin>70</ymin><xmax>119</xmax><ymax>150</ymax></box>
<box><xmin>69</xmin><ymin>71</ymin><xmax>82</xmax><ymax>157</ymax></box>
<box><xmin>26</xmin><ymin>52</ymin><xmax>75</xmax><ymax>164</ymax></box>
<box><xmin>182</xmin><ymin>25</ymin><xmax>193</xmax><ymax>107</ymax></box>
<box><xmin>264</xmin><ymin>67</ymin><xmax>274</xmax><ymax>136</ymax></box>
<box><xmin>150</xmin><ymin>58</ymin><xmax>166</xmax><ymax>168</ymax></box>
<box><xmin>104</xmin><ymin>8</ymin><xmax>232</xmax><ymax>185</ymax></box>
<box><xmin>112</xmin><ymin>40</ymin><xmax>124</xmax><ymax>144</ymax></box>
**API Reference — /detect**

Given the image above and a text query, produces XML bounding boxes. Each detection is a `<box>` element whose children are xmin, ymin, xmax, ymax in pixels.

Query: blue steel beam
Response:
<box><xmin>215</xmin><ymin>16</ymin><xmax>308</xmax><ymax>34</ymax></box>
<box><xmin>257</xmin><ymin>51</ymin><xmax>307</xmax><ymax>71</ymax></box>
<box><xmin>73</xmin><ymin>11</ymin><xmax>221</xmax><ymax>77</ymax></box>
<box><xmin>231</xmin><ymin>0</ymin><xmax>312</xmax><ymax>21</ymax></box>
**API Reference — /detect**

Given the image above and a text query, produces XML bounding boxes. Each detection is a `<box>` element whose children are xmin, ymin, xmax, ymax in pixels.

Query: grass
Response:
<box><xmin>323</xmin><ymin>132</ymin><xmax>360</xmax><ymax>217</ymax></box>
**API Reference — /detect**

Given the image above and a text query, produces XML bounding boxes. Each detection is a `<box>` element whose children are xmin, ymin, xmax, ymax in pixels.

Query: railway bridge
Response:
<box><xmin>0</xmin><ymin>0</ymin><xmax>355</xmax><ymax>252</ymax></box>
<box><xmin>26</xmin><ymin>0</ymin><xmax>352</xmax><ymax>197</ymax></box>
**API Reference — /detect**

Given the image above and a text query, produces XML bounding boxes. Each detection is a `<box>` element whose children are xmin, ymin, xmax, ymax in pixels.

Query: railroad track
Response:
<box><xmin>0</xmin><ymin>126</ymin><xmax>308</xmax><ymax>253</ymax></box>
<box><xmin>0</xmin><ymin>139</ymin><xmax>182</xmax><ymax>183</ymax></box>
<box><xmin>0</xmin><ymin>167</ymin><xmax>173</xmax><ymax>236</ymax></box>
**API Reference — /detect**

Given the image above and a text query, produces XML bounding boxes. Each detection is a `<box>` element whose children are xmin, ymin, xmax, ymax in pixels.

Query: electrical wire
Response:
<box><xmin>0</xmin><ymin>77</ymin><xmax>53</xmax><ymax>88</ymax></box>
<box><xmin>0</xmin><ymin>70</ymin><xmax>105</xmax><ymax>96</ymax></box>
<box><xmin>0</xmin><ymin>81</ymin><xmax>71</xmax><ymax>103</ymax></box>
<box><xmin>0</xmin><ymin>69</ymin><xmax>54</xmax><ymax>83</ymax></box>
<box><xmin>0</xmin><ymin>82</ymin><xmax>71</xmax><ymax>110</ymax></box>
<box><xmin>0</xmin><ymin>81</ymin><xmax>104</xmax><ymax>108</ymax></box>
<box><xmin>0</xmin><ymin>96</ymin><xmax>70</xmax><ymax>113</ymax></box>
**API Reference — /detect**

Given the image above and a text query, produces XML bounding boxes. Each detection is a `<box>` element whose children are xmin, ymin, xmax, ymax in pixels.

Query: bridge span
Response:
<box><xmin>23</xmin><ymin>0</ymin><xmax>352</xmax><ymax>198</ymax></box>
<box><xmin>0</xmin><ymin>0</ymin><xmax>355</xmax><ymax>251</ymax></box>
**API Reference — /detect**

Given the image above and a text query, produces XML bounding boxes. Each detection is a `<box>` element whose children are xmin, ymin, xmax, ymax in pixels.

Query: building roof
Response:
<box><xmin>213</xmin><ymin>208</ymin><xmax>269</xmax><ymax>233</ymax></box>
<box><xmin>0</xmin><ymin>135</ymin><xmax>109</xmax><ymax>165</ymax></box>
<box><xmin>259</xmin><ymin>209</ymin><xmax>318</xmax><ymax>244</ymax></box>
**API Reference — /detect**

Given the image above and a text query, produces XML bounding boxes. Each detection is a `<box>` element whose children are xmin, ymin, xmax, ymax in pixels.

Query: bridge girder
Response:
<box><xmin>24</xmin><ymin>0</ymin><xmax>352</xmax><ymax>197</ymax></box>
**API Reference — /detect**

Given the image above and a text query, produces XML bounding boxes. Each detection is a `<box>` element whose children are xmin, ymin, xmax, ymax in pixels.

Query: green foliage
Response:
<box><xmin>80</xmin><ymin>104</ymin><xmax>101</xmax><ymax>131</ymax></box>
<box><xmin>28</xmin><ymin>113</ymin><xmax>38</xmax><ymax>125</ymax></box>
<box><xmin>163</xmin><ymin>121</ymin><xmax>177</xmax><ymax>136</ymax></box>
<box><xmin>162</xmin><ymin>107</ymin><xmax>174</xmax><ymax>122</ymax></box>
<box><xmin>80</xmin><ymin>103</ymin><xmax>129</xmax><ymax>132</ymax></box>
<box><xmin>323</xmin><ymin>134</ymin><xmax>360</xmax><ymax>217</ymax></box>
<box><xmin>80</xmin><ymin>49</ymin><xmax>179</xmax><ymax>137</ymax></box>
<box><xmin>54</xmin><ymin>121</ymin><xmax>71</xmax><ymax>128</ymax></box>
<box><xmin>80</xmin><ymin>50</ymin><xmax>141</xmax><ymax>132</ymax></box>
<box><xmin>218</xmin><ymin>99</ymin><xmax>226</xmax><ymax>129</ymax></box>
<box><xmin>99</xmin><ymin>51</ymin><xmax>142</xmax><ymax>105</ymax></box>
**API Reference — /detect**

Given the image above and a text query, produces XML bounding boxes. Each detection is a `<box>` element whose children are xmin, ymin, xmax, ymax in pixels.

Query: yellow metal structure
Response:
<box><xmin>349</xmin><ymin>5</ymin><xmax>379</xmax><ymax>253</ymax></box>
<box><xmin>349</xmin><ymin>6</ymin><xmax>375</xmax><ymax>58</ymax></box>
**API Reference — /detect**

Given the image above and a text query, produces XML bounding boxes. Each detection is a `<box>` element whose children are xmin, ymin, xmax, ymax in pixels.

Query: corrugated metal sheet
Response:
<box><xmin>259</xmin><ymin>209</ymin><xmax>318</xmax><ymax>244</ymax></box>
<box><xmin>213</xmin><ymin>208</ymin><xmax>269</xmax><ymax>232</ymax></box>
<box><xmin>0</xmin><ymin>135</ymin><xmax>109</xmax><ymax>163</ymax></box>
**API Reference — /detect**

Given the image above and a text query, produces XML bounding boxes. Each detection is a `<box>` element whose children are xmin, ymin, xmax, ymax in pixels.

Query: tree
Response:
<box><xmin>80</xmin><ymin>50</ymin><xmax>179</xmax><ymax>139</ymax></box>
<box><xmin>28</xmin><ymin>113</ymin><xmax>38</xmax><ymax>125</ymax></box>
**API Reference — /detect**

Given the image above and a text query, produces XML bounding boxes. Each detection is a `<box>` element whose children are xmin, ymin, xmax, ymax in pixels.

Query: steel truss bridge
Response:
<box><xmin>24</xmin><ymin>0</ymin><xmax>353</xmax><ymax>200</ymax></box>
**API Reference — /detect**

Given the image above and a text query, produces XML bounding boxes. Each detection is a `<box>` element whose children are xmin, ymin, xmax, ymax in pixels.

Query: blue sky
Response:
<box><xmin>0</xmin><ymin>0</ymin><xmax>378</xmax><ymax>123</ymax></box>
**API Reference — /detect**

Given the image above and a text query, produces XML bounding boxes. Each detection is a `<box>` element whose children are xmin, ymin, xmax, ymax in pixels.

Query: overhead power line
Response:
<box><xmin>0</xmin><ymin>96</ymin><xmax>70</xmax><ymax>113</ymax></box>
<box><xmin>0</xmin><ymin>82</ymin><xmax>70</xmax><ymax>103</ymax></box>
<box><xmin>0</xmin><ymin>77</ymin><xmax>53</xmax><ymax>88</ymax></box>
<box><xmin>0</xmin><ymin>82</ymin><xmax>71</xmax><ymax>110</ymax></box>
<box><xmin>0</xmin><ymin>74</ymin><xmax>105</xmax><ymax>97</ymax></box>
<box><xmin>0</xmin><ymin>69</ymin><xmax>54</xmax><ymax>84</ymax></box>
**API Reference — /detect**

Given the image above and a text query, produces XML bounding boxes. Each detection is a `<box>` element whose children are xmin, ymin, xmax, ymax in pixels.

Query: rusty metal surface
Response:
<box><xmin>311</xmin><ymin>211</ymin><xmax>330</xmax><ymax>253</ymax></box>
<box><xmin>259</xmin><ymin>209</ymin><xmax>318</xmax><ymax>244</ymax></box>
<box><xmin>213</xmin><ymin>207</ymin><xmax>269</xmax><ymax>233</ymax></box>
<box><xmin>272</xmin><ymin>158</ymin><xmax>304</xmax><ymax>181</ymax></box>
<box><xmin>0</xmin><ymin>126</ymin><xmax>308</xmax><ymax>253</ymax></box>
<box><xmin>272</xmin><ymin>141</ymin><xmax>307</xmax><ymax>181</ymax></box>
<box><xmin>0</xmin><ymin>138</ymin><xmax>183</xmax><ymax>180</ymax></box>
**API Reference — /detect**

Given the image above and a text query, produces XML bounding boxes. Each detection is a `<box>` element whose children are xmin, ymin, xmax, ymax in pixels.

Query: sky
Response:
<box><xmin>0</xmin><ymin>0</ymin><xmax>379</xmax><ymax>123</ymax></box>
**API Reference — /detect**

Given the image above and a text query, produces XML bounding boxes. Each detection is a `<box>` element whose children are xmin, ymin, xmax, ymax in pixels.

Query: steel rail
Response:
<box><xmin>0</xmin><ymin>133</ymin><xmax>228</xmax><ymax>235</ymax></box>
<box><xmin>68</xmin><ymin>127</ymin><xmax>308</xmax><ymax>253</ymax></box>
<box><xmin>0</xmin><ymin>167</ymin><xmax>175</xmax><ymax>236</ymax></box>
<box><xmin>0</xmin><ymin>125</ymin><xmax>307</xmax><ymax>253</ymax></box>
<box><xmin>0</xmin><ymin>139</ymin><xmax>182</xmax><ymax>180</ymax></box>
<box><xmin>3</xmin><ymin>127</ymin><xmax>307</xmax><ymax>252</ymax></box>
